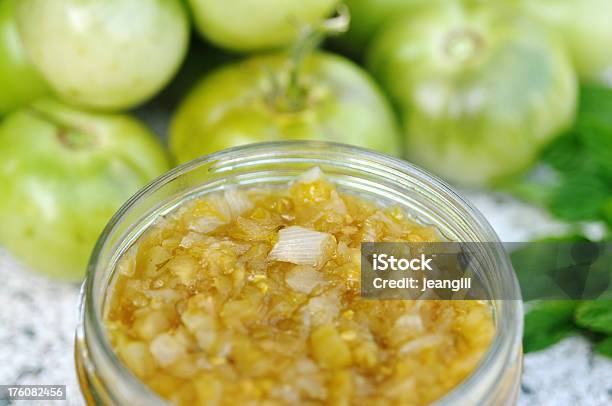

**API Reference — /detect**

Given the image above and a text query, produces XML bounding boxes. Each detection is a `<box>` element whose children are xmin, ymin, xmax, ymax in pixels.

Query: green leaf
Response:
<box><xmin>511</xmin><ymin>235</ymin><xmax>590</xmax><ymax>301</ymax></box>
<box><xmin>549</xmin><ymin>176</ymin><xmax>609</xmax><ymax>221</ymax></box>
<box><xmin>542</xmin><ymin>132</ymin><xmax>587</xmax><ymax>174</ymax></box>
<box><xmin>603</xmin><ymin>198</ymin><xmax>612</xmax><ymax>229</ymax></box>
<box><xmin>523</xmin><ymin>301</ymin><xmax>579</xmax><ymax>353</ymax></box>
<box><xmin>575</xmin><ymin>301</ymin><xmax>612</xmax><ymax>334</ymax></box>
<box><xmin>579</xmin><ymin>125</ymin><xmax>612</xmax><ymax>181</ymax></box>
<box><xmin>504</xmin><ymin>84</ymin><xmax>612</xmax><ymax>229</ymax></box>
<box><xmin>499</xmin><ymin>172</ymin><xmax>558</xmax><ymax>208</ymax></box>
<box><xmin>577</xmin><ymin>85</ymin><xmax>612</xmax><ymax>125</ymax></box>
<box><xmin>595</xmin><ymin>336</ymin><xmax>612</xmax><ymax>358</ymax></box>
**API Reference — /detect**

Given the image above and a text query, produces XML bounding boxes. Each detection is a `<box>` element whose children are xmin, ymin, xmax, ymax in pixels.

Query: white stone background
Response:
<box><xmin>0</xmin><ymin>190</ymin><xmax>611</xmax><ymax>406</ymax></box>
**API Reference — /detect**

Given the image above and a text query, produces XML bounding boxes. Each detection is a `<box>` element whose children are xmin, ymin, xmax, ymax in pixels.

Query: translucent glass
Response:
<box><xmin>75</xmin><ymin>141</ymin><xmax>523</xmax><ymax>405</ymax></box>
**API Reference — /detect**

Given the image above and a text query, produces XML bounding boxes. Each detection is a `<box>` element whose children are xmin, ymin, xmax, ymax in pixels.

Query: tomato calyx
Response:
<box><xmin>443</xmin><ymin>28</ymin><xmax>487</xmax><ymax>64</ymax></box>
<box><xmin>263</xmin><ymin>6</ymin><xmax>349</xmax><ymax>113</ymax></box>
<box><xmin>27</xmin><ymin>105</ymin><xmax>98</xmax><ymax>150</ymax></box>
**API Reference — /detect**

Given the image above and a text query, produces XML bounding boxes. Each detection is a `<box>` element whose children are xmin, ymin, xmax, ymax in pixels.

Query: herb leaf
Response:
<box><xmin>595</xmin><ymin>336</ymin><xmax>612</xmax><ymax>358</ymax></box>
<box><xmin>549</xmin><ymin>176</ymin><xmax>609</xmax><ymax>221</ymax></box>
<box><xmin>523</xmin><ymin>301</ymin><xmax>579</xmax><ymax>353</ymax></box>
<box><xmin>504</xmin><ymin>85</ymin><xmax>612</xmax><ymax>226</ymax></box>
<box><xmin>575</xmin><ymin>301</ymin><xmax>612</xmax><ymax>335</ymax></box>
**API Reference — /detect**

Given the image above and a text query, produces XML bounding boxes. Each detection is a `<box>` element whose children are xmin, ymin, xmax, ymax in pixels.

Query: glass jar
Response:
<box><xmin>75</xmin><ymin>141</ymin><xmax>523</xmax><ymax>405</ymax></box>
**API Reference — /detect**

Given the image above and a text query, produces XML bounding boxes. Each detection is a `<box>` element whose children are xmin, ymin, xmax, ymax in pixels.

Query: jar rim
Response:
<box><xmin>81</xmin><ymin>140</ymin><xmax>523</xmax><ymax>405</ymax></box>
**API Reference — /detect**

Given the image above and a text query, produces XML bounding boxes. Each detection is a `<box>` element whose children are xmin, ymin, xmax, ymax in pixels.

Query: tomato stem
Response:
<box><xmin>281</xmin><ymin>6</ymin><xmax>350</xmax><ymax>111</ymax></box>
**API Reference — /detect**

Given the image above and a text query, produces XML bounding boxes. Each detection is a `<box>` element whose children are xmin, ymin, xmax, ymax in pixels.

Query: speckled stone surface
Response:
<box><xmin>0</xmin><ymin>191</ymin><xmax>610</xmax><ymax>406</ymax></box>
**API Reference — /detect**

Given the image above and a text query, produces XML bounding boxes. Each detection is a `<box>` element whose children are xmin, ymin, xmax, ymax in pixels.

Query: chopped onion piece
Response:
<box><xmin>306</xmin><ymin>292</ymin><xmax>340</xmax><ymax>326</ymax></box>
<box><xmin>298</xmin><ymin>166</ymin><xmax>325</xmax><ymax>183</ymax></box>
<box><xmin>394</xmin><ymin>313</ymin><xmax>424</xmax><ymax>333</ymax></box>
<box><xmin>268</xmin><ymin>226</ymin><xmax>336</xmax><ymax>268</ymax></box>
<box><xmin>117</xmin><ymin>246</ymin><xmax>137</xmax><ymax>276</ymax></box>
<box><xmin>143</xmin><ymin>288</ymin><xmax>182</xmax><ymax>302</ymax></box>
<box><xmin>285</xmin><ymin>266</ymin><xmax>324</xmax><ymax>294</ymax></box>
<box><xmin>223</xmin><ymin>186</ymin><xmax>253</xmax><ymax>218</ymax></box>
<box><xmin>399</xmin><ymin>334</ymin><xmax>443</xmax><ymax>355</ymax></box>
<box><xmin>179</xmin><ymin>231</ymin><xmax>206</xmax><ymax>248</ymax></box>
<box><xmin>328</xmin><ymin>190</ymin><xmax>348</xmax><ymax>215</ymax></box>
<box><xmin>188</xmin><ymin>216</ymin><xmax>226</xmax><ymax>234</ymax></box>
<box><xmin>149</xmin><ymin>330</ymin><xmax>188</xmax><ymax>366</ymax></box>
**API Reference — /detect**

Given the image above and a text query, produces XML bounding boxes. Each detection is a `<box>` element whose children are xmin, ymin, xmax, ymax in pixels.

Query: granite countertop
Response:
<box><xmin>0</xmin><ymin>191</ymin><xmax>611</xmax><ymax>406</ymax></box>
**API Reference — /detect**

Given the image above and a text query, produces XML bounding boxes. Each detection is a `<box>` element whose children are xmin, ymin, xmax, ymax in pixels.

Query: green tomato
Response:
<box><xmin>0</xmin><ymin>0</ymin><xmax>48</xmax><ymax>115</ymax></box>
<box><xmin>170</xmin><ymin>52</ymin><xmax>401</xmax><ymax>163</ymax></box>
<box><xmin>340</xmin><ymin>0</ymin><xmax>432</xmax><ymax>56</ymax></box>
<box><xmin>188</xmin><ymin>0</ymin><xmax>338</xmax><ymax>52</ymax></box>
<box><xmin>367</xmin><ymin>3</ymin><xmax>577</xmax><ymax>186</ymax></box>
<box><xmin>514</xmin><ymin>0</ymin><xmax>612</xmax><ymax>86</ymax></box>
<box><xmin>16</xmin><ymin>0</ymin><xmax>189</xmax><ymax>110</ymax></box>
<box><xmin>0</xmin><ymin>100</ymin><xmax>170</xmax><ymax>280</ymax></box>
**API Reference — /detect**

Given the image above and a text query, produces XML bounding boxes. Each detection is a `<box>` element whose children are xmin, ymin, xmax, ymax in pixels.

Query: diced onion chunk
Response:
<box><xmin>285</xmin><ymin>265</ymin><xmax>324</xmax><ymax>294</ymax></box>
<box><xmin>298</xmin><ymin>166</ymin><xmax>325</xmax><ymax>183</ymax></box>
<box><xmin>268</xmin><ymin>226</ymin><xmax>336</xmax><ymax>268</ymax></box>
<box><xmin>224</xmin><ymin>186</ymin><xmax>253</xmax><ymax>218</ymax></box>
<box><xmin>150</xmin><ymin>330</ymin><xmax>189</xmax><ymax>367</ymax></box>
